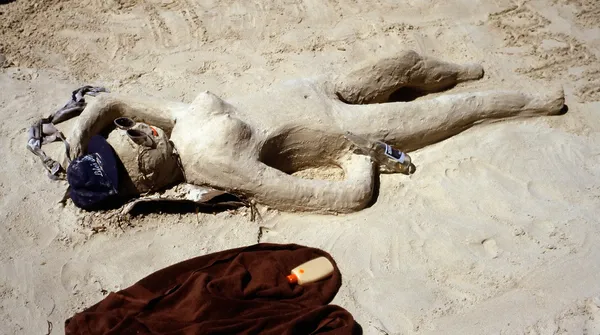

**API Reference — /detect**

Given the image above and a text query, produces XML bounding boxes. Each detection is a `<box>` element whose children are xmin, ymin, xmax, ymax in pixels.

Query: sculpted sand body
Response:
<box><xmin>65</xmin><ymin>51</ymin><xmax>565</xmax><ymax>213</ymax></box>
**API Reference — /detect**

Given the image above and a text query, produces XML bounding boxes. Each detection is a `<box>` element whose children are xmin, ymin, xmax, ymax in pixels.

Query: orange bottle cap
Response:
<box><xmin>286</xmin><ymin>274</ymin><xmax>298</xmax><ymax>284</ymax></box>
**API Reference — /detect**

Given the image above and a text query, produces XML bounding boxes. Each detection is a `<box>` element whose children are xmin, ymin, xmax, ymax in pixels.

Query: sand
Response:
<box><xmin>1</xmin><ymin>0</ymin><xmax>600</xmax><ymax>334</ymax></box>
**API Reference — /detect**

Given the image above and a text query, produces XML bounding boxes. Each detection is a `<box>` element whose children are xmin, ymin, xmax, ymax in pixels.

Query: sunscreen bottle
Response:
<box><xmin>286</xmin><ymin>257</ymin><xmax>334</xmax><ymax>285</ymax></box>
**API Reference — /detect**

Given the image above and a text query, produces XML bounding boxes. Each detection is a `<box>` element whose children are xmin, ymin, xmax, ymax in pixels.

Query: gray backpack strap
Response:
<box><xmin>27</xmin><ymin>120</ymin><xmax>68</xmax><ymax>180</ymax></box>
<box><xmin>27</xmin><ymin>86</ymin><xmax>109</xmax><ymax>179</ymax></box>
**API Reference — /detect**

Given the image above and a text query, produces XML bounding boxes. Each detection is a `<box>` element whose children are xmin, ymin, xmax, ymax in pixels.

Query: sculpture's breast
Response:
<box><xmin>172</xmin><ymin>113</ymin><xmax>254</xmax><ymax>156</ymax></box>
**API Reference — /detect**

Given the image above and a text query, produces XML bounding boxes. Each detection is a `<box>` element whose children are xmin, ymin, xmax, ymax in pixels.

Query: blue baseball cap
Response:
<box><xmin>67</xmin><ymin>135</ymin><xmax>119</xmax><ymax>210</ymax></box>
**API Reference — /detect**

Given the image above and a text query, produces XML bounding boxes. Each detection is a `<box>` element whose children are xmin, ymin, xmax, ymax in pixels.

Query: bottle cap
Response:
<box><xmin>286</xmin><ymin>274</ymin><xmax>298</xmax><ymax>284</ymax></box>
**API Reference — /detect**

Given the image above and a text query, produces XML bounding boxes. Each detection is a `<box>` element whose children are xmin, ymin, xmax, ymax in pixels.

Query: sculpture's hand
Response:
<box><xmin>58</xmin><ymin>136</ymin><xmax>83</xmax><ymax>168</ymax></box>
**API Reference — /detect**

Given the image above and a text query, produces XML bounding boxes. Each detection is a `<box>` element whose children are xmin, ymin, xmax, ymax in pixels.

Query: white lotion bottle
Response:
<box><xmin>286</xmin><ymin>257</ymin><xmax>334</xmax><ymax>285</ymax></box>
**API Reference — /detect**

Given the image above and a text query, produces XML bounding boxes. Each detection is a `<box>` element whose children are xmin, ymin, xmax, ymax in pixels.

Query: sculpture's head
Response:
<box><xmin>107</xmin><ymin>121</ymin><xmax>184</xmax><ymax>196</ymax></box>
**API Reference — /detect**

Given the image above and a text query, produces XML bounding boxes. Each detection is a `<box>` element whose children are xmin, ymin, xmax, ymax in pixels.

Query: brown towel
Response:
<box><xmin>65</xmin><ymin>243</ymin><xmax>360</xmax><ymax>334</ymax></box>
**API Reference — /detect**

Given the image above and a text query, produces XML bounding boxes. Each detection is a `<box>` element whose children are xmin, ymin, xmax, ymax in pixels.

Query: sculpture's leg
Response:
<box><xmin>337</xmin><ymin>88</ymin><xmax>565</xmax><ymax>151</ymax></box>
<box><xmin>63</xmin><ymin>94</ymin><xmax>176</xmax><ymax>165</ymax></box>
<box><xmin>333</xmin><ymin>50</ymin><xmax>484</xmax><ymax>104</ymax></box>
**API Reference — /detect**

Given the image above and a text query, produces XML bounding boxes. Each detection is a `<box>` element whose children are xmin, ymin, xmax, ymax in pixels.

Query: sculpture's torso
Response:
<box><xmin>169</xmin><ymin>78</ymin><xmax>349</xmax><ymax>190</ymax></box>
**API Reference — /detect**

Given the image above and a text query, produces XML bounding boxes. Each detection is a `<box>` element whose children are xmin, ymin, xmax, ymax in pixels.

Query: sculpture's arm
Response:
<box><xmin>65</xmin><ymin>94</ymin><xmax>177</xmax><ymax>163</ymax></box>
<box><xmin>247</xmin><ymin>154</ymin><xmax>375</xmax><ymax>213</ymax></box>
<box><xmin>189</xmin><ymin>152</ymin><xmax>376</xmax><ymax>213</ymax></box>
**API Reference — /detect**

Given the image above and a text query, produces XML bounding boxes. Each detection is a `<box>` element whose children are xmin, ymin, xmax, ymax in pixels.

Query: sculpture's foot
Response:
<box><xmin>480</xmin><ymin>85</ymin><xmax>565</xmax><ymax>118</ymax></box>
<box><xmin>456</xmin><ymin>63</ymin><xmax>485</xmax><ymax>82</ymax></box>
<box><xmin>528</xmin><ymin>86</ymin><xmax>565</xmax><ymax>115</ymax></box>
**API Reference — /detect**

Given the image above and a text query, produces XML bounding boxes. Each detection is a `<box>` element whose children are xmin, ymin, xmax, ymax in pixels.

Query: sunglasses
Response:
<box><xmin>114</xmin><ymin>117</ymin><xmax>158</xmax><ymax>148</ymax></box>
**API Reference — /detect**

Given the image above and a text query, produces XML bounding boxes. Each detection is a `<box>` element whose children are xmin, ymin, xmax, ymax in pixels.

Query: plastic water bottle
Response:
<box><xmin>345</xmin><ymin>131</ymin><xmax>412</xmax><ymax>174</ymax></box>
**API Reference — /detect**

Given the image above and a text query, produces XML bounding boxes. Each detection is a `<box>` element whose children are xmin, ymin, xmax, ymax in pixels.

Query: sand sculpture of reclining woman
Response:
<box><xmin>65</xmin><ymin>51</ymin><xmax>565</xmax><ymax>213</ymax></box>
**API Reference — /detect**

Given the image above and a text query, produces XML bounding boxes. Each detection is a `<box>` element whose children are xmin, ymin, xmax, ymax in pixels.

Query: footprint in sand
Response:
<box><xmin>526</xmin><ymin>297</ymin><xmax>600</xmax><ymax>334</ymax></box>
<box><xmin>60</xmin><ymin>261</ymin><xmax>82</xmax><ymax>293</ymax></box>
<box><xmin>481</xmin><ymin>238</ymin><xmax>500</xmax><ymax>259</ymax></box>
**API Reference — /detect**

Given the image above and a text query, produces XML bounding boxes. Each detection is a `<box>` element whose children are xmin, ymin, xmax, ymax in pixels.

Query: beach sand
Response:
<box><xmin>1</xmin><ymin>0</ymin><xmax>599</xmax><ymax>333</ymax></box>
